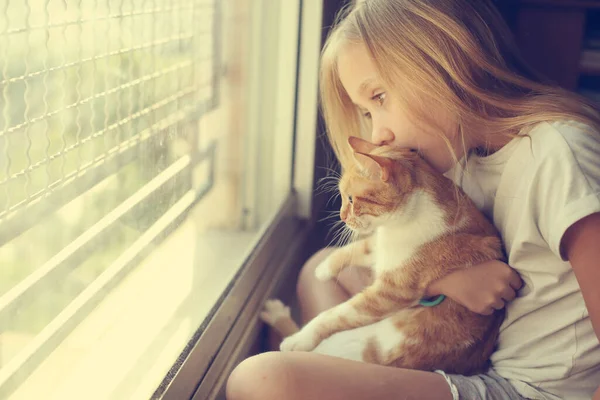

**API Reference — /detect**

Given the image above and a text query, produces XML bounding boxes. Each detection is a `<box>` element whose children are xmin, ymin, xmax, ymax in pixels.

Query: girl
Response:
<box><xmin>227</xmin><ymin>0</ymin><xmax>600</xmax><ymax>399</ymax></box>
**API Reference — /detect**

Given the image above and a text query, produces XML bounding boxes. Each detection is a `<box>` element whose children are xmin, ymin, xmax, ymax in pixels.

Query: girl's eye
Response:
<box><xmin>348</xmin><ymin>195</ymin><xmax>353</xmax><ymax>204</ymax></box>
<box><xmin>372</xmin><ymin>92</ymin><xmax>385</xmax><ymax>106</ymax></box>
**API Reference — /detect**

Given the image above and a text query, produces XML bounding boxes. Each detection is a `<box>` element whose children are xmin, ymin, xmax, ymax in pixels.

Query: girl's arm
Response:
<box><xmin>561</xmin><ymin>212</ymin><xmax>600</xmax><ymax>400</ymax></box>
<box><xmin>426</xmin><ymin>260</ymin><xmax>522</xmax><ymax>315</ymax></box>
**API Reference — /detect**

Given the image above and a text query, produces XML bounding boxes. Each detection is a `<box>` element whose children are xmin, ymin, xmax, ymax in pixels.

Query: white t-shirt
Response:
<box><xmin>447</xmin><ymin>121</ymin><xmax>600</xmax><ymax>400</ymax></box>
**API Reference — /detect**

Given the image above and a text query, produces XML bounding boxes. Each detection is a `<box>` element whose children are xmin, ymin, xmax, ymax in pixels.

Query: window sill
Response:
<box><xmin>7</xmin><ymin>197</ymin><xmax>268</xmax><ymax>400</ymax></box>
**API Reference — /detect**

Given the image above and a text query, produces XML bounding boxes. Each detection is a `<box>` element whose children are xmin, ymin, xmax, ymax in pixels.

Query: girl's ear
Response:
<box><xmin>348</xmin><ymin>136</ymin><xmax>378</xmax><ymax>154</ymax></box>
<box><xmin>354</xmin><ymin>152</ymin><xmax>393</xmax><ymax>182</ymax></box>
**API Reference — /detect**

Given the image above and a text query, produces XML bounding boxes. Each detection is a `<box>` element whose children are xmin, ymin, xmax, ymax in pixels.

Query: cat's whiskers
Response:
<box><xmin>317</xmin><ymin>166</ymin><xmax>342</xmax><ymax>180</ymax></box>
<box><xmin>328</xmin><ymin>220</ymin><xmax>351</xmax><ymax>248</ymax></box>
<box><xmin>316</xmin><ymin>174</ymin><xmax>341</xmax><ymax>195</ymax></box>
<box><xmin>325</xmin><ymin>192</ymin><xmax>342</xmax><ymax>208</ymax></box>
<box><xmin>335</xmin><ymin>223</ymin><xmax>355</xmax><ymax>248</ymax></box>
<box><xmin>339</xmin><ymin>227</ymin><xmax>354</xmax><ymax>247</ymax></box>
<box><xmin>318</xmin><ymin>210</ymin><xmax>342</xmax><ymax>223</ymax></box>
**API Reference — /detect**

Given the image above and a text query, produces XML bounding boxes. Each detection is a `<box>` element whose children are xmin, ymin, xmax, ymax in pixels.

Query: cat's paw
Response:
<box><xmin>280</xmin><ymin>330</ymin><xmax>318</xmax><ymax>352</ymax></box>
<box><xmin>314</xmin><ymin>259</ymin><xmax>333</xmax><ymax>281</ymax></box>
<box><xmin>259</xmin><ymin>299</ymin><xmax>291</xmax><ymax>326</ymax></box>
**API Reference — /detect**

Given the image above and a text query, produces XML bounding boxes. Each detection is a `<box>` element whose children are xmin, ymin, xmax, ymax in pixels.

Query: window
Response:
<box><xmin>0</xmin><ymin>0</ymin><xmax>320</xmax><ymax>398</ymax></box>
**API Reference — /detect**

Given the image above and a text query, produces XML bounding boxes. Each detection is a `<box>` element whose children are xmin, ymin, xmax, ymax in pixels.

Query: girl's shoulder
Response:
<box><xmin>466</xmin><ymin>120</ymin><xmax>599</xmax><ymax>174</ymax></box>
<box><xmin>503</xmin><ymin>120</ymin><xmax>600</xmax><ymax>192</ymax></box>
<box><xmin>503</xmin><ymin>120</ymin><xmax>600</xmax><ymax>259</ymax></box>
<box><xmin>523</xmin><ymin>120</ymin><xmax>600</xmax><ymax>161</ymax></box>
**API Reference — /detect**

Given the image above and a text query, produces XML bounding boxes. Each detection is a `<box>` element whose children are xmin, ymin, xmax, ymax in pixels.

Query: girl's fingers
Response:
<box><xmin>482</xmin><ymin>307</ymin><xmax>495</xmax><ymax>315</ymax></box>
<box><xmin>491</xmin><ymin>299</ymin><xmax>505</xmax><ymax>310</ymax></box>
<box><xmin>508</xmin><ymin>271</ymin><xmax>524</xmax><ymax>290</ymax></box>
<box><xmin>501</xmin><ymin>287</ymin><xmax>516</xmax><ymax>302</ymax></box>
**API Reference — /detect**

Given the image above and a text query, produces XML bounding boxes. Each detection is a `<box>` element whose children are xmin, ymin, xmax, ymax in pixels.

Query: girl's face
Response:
<box><xmin>337</xmin><ymin>43</ymin><xmax>465</xmax><ymax>173</ymax></box>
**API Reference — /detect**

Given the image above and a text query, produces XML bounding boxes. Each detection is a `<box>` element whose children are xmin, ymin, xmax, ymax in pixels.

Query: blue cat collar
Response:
<box><xmin>419</xmin><ymin>294</ymin><xmax>446</xmax><ymax>307</ymax></box>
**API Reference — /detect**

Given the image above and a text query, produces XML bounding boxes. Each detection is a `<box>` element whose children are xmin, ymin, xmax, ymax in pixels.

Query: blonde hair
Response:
<box><xmin>321</xmin><ymin>0</ymin><xmax>600</xmax><ymax>169</ymax></box>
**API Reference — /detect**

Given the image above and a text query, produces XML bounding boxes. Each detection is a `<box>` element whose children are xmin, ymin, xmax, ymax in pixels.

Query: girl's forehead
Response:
<box><xmin>336</xmin><ymin>43</ymin><xmax>382</xmax><ymax>100</ymax></box>
<box><xmin>337</xmin><ymin>43</ymin><xmax>374</xmax><ymax>75</ymax></box>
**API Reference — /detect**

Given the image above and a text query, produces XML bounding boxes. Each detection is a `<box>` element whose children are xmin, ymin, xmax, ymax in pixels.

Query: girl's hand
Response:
<box><xmin>426</xmin><ymin>260</ymin><xmax>523</xmax><ymax>315</ymax></box>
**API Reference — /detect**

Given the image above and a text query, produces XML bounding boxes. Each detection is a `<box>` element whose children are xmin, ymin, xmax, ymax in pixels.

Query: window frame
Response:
<box><xmin>154</xmin><ymin>0</ymin><xmax>327</xmax><ymax>398</ymax></box>
<box><xmin>160</xmin><ymin>195</ymin><xmax>309</xmax><ymax>400</ymax></box>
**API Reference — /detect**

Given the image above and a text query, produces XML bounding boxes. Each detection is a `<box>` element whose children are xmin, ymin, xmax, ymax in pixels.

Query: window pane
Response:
<box><xmin>0</xmin><ymin>0</ymin><xmax>299</xmax><ymax>398</ymax></box>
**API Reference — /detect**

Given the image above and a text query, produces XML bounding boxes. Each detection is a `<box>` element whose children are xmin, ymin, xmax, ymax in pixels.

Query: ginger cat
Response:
<box><xmin>264</xmin><ymin>136</ymin><xmax>506</xmax><ymax>375</ymax></box>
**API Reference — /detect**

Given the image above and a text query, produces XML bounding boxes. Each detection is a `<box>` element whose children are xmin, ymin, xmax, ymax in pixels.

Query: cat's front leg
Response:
<box><xmin>280</xmin><ymin>300</ymin><xmax>366</xmax><ymax>352</ymax></box>
<box><xmin>280</xmin><ymin>307</ymin><xmax>339</xmax><ymax>352</ymax></box>
<box><xmin>314</xmin><ymin>237</ymin><xmax>374</xmax><ymax>281</ymax></box>
<box><xmin>280</xmin><ymin>324</ymin><xmax>320</xmax><ymax>352</ymax></box>
<box><xmin>281</xmin><ymin>282</ymin><xmax>418</xmax><ymax>352</ymax></box>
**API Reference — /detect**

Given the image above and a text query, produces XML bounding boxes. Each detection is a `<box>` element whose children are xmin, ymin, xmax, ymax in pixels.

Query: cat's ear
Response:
<box><xmin>354</xmin><ymin>152</ymin><xmax>393</xmax><ymax>182</ymax></box>
<box><xmin>348</xmin><ymin>136</ymin><xmax>378</xmax><ymax>154</ymax></box>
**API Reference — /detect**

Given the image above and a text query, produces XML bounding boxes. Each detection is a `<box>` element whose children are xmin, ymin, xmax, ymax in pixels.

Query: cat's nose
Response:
<box><xmin>340</xmin><ymin>209</ymin><xmax>348</xmax><ymax>222</ymax></box>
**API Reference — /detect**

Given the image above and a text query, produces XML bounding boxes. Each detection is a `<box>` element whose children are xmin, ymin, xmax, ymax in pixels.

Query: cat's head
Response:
<box><xmin>338</xmin><ymin>136</ymin><xmax>426</xmax><ymax>234</ymax></box>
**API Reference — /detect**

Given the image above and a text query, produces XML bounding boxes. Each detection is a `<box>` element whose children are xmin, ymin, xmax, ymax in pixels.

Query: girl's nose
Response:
<box><xmin>371</xmin><ymin>125</ymin><xmax>395</xmax><ymax>146</ymax></box>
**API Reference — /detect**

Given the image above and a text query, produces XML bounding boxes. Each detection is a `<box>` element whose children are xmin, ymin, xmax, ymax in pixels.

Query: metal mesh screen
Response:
<box><xmin>0</xmin><ymin>0</ymin><xmax>219</xmax><ymax>395</ymax></box>
<box><xmin>0</xmin><ymin>0</ymin><xmax>216</xmax><ymax>231</ymax></box>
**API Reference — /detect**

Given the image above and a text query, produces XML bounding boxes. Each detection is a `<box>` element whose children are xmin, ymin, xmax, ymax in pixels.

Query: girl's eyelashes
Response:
<box><xmin>372</xmin><ymin>92</ymin><xmax>386</xmax><ymax>105</ymax></box>
<box><xmin>359</xmin><ymin>93</ymin><xmax>384</xmax><ymax>119</ymax></box>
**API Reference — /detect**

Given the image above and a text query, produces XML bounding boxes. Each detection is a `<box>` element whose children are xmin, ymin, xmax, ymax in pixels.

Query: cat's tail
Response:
<box><xmin>260</xmin><ymin>299</ymin><xmax>300</xmax><ymax>338</ymax></box>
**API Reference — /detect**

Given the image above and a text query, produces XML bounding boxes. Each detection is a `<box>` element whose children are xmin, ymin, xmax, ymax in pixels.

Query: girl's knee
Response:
<box><xmin>226</xmin><ymin>352</ymin><xmax>295</xmax><ymax>400</ymax></box>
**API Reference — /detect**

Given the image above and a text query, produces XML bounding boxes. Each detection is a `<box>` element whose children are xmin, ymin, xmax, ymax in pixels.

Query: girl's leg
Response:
<box><xmin>226</xmin><ymin>351</ymin><xmax>453</xmax><ymax>400</ymax></box>
<box><xmin>266</xmin><ymin>247</ymin><xmax>373</xmax><ymax>350</ymax></box>
<box><xmin>297</xmin><ymin>247</ymin><xmax>372</xmax><ymax>323</ymax></box>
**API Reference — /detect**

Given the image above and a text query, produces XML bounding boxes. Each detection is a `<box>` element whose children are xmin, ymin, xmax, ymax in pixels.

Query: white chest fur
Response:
<box><xmin>374</xmin><ymin>190</ymin><xmax>450</xmax><ymax>274</ymax></box>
